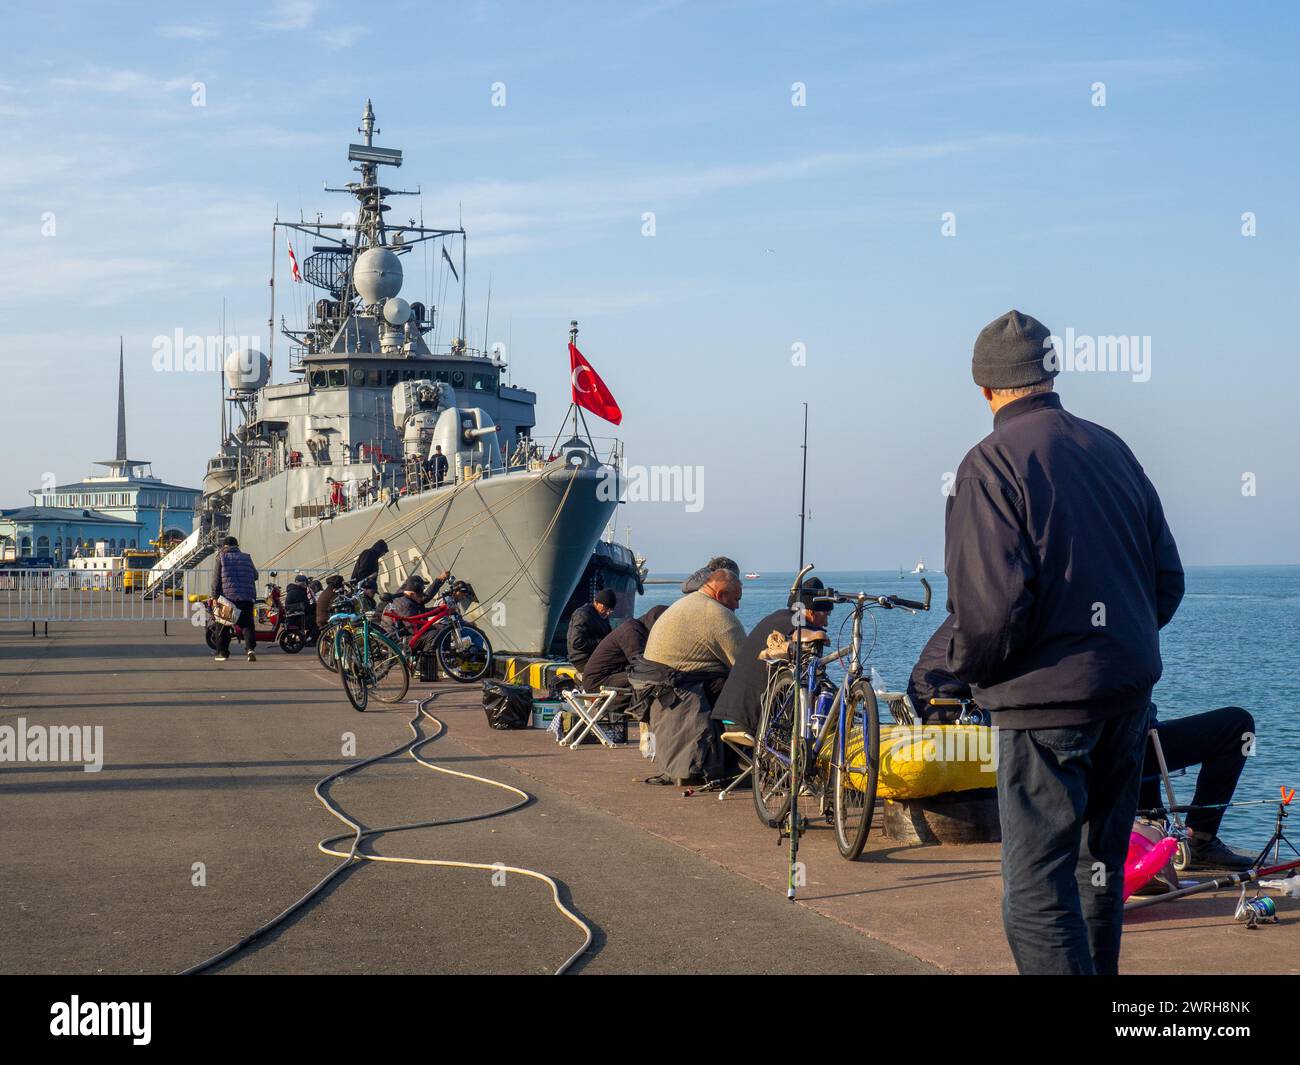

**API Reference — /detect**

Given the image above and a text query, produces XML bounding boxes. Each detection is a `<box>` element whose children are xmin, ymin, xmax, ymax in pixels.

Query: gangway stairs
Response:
<box><xmin>142</xmin><ymin>528</ymin><xmax>215</xmax><ymax>599</ymax></box>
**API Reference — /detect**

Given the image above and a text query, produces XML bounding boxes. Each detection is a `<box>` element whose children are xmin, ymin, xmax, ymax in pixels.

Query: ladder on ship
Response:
<box><xmin>142</xmin><ymin>528</ymin><xmax>216</xmax><ymax>599</ymax></box>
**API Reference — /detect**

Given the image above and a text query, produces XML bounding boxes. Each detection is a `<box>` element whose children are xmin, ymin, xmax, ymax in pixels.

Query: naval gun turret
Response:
<box><xmin>392</xmin><ymin>379</ymin><xmax>503</xmax><ymax>485</ymax></box>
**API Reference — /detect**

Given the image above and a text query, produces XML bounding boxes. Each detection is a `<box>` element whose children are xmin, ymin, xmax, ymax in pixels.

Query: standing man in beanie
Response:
<box><xmin>945</xmin><ymin>309</ymin><xmax>1183</xmax><ymax>975</ymax></box>
<box><xmin>212</xmin><ymin>535</ymin><xmax>260</xmax><ymax>663</ymax></box>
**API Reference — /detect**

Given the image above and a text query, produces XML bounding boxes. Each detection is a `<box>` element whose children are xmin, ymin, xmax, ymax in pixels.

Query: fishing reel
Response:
<box><xmin>1234</xmin><ymin>889</ymin><xmax>1278</xmax><ymax>929</ymax></box>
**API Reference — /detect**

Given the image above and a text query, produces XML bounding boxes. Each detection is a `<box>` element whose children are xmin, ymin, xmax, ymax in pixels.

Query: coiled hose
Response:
<box><xmin>181</xmin><ymin>693</ymin><xmax>592</xmax><ymax>975</ymax></box>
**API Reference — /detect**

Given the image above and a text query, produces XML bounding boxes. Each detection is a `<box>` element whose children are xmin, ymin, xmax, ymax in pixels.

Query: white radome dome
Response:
<box><xmin>353</xmin><ymin>247</ymin><xmax>403</xmax><ymax>303</ymax></box>
<box><xmin>383</xmin><ymin>296</ymin><xmax>411</xmax><ymax>326</ymax></box>
<box><xmin>224</xmin><ymin>349</ymin><xmax>270</xmax><ymax>392</ymax></box>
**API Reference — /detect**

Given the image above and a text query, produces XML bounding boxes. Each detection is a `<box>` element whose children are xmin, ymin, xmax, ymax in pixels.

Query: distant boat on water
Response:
<box><xmin>912</xmin><ymin>558</ymin><xmax>926</xmax><ymax>574</ymax></box>
<box><xmin>745</xmin><ymin>572</ymin><xmax>760</xmax><ymax>579</ymax></box>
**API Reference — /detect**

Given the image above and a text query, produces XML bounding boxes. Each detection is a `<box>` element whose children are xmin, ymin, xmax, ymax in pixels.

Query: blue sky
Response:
<box><xmin>1</xmin><ymin>0</ymin><xmax>1296</xmax><ymax>570</ymax></box>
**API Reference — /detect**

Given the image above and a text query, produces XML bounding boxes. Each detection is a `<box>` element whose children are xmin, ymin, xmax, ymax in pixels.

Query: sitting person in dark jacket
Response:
<box><xmin>711</xmin><ymin>577</ymin><xmax>832</xmax><ymax>736</ymax></box>
<box><xmin>907</xmin><ymin>614</ymin><xmax>980</xmax><ymax>722</ymax></box>
<box><xmin>566</xmin><ymin>588</ymin><xmax>617</xmax><ymax>674</ymax></box>
<box><xmin>384</xmin><ymin>571</ymin><xmax>449</xmax><ymax>637</ymax></box>
<box><xmin>583</xmin><ymin>604</ymin><xmax>669</xmax><ymax>691</ymax></box>
<box><xmin>909</xmin><ymin>615</ymin><xmax>1254</xmax><ymax>872</ymax></box>
<box><xmin>315</xmin><ymin>574</ymin><xmax>346</xmax><ymax>630</ymax></box>
<box><xmin>284</xmin><ymin>574</ymin><xmax>317</xmax><ymax>640</ymax></box>
<box><xmin>680</xmin><ymin>556</ymin><xmax>740</xmax><ymax>594</ymax></box>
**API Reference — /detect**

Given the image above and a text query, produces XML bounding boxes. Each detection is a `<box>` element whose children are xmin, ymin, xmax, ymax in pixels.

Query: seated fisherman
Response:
<box><xmin>583</xmin><ymin>604</ymin><xmax>669</xmax><ymax>692</ymax></box>
<box><xmin>1139</xmin><ymin>705</ymin><xmax>1256</xmax><ymax>871</ymax></box>
<box><xmin>907</xmin><ymin>614</ymin><xmax>979</xmax><ymax>722</ymax></box>
<box><xmin>680</xmin><ymin>555</ymin><xmax>740</xmax><ymax>594</ymax></box>
<box><xmin>633</xmin><ymin>569</ymin><xmax>746</xmax><ymax>784</ymax></box>
<box><xmin>711</xmin><ymin>577</ymin><xmax>833</xmax><ymax>737</ymax></box>
<box><xmin>643</xmin><ymin>568</ymin><xmax>745</xmax><ymax>701</ymax></box>
<box><xmin>566</xmin><ymin>588</ymin><xmax>617</xmax><ymax>675</ymax></box>
<box><xmin>384</xmin><ymin>570</ymin><xmax>450</xmax><ymax>636</ymax></box>
<box><xmin>909</xmin><ymin>616</ymin><xmax>1256</xmax><ymax>871</ymax></box>
<box><xmin>315</xmin><ymin>574</ymin><xmax>346</xmax><ymax>631</ymax></box>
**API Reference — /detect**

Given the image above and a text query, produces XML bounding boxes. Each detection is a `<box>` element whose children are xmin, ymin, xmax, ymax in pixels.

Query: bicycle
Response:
<box><xmin>752</xmin><ymin>565</ymin><xmax>931</xmax><ymax>860</ymax></box>
<box><xmin>327</xmin><ymin>587</ymin><xmax>411</xmax><ymax>712</ymax></box>
<box><xmin>382</xmin><ymin>576</ymin><xmax>493</xmax><ymax>683</ymax></box>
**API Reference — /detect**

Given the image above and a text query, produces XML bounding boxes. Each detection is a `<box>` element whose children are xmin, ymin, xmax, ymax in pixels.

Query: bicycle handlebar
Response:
<box><xmin>827</xmin><ymin>577</ymin><xmax>932</xmax><ymax>613</ymax></box>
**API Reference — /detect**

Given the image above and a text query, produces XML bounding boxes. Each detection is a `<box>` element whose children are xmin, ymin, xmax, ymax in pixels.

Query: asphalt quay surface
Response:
<box><xmin>0</xmin><ymin>622</ymin><xmax>934</xmax><ymax>975</ymax></box>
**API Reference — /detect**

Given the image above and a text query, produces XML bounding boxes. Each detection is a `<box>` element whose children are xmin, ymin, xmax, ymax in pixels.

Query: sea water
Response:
<box><xmin>638</xmin><ymin>566</ymin><xmax>1300</xmax><ymax>851</ymax></box>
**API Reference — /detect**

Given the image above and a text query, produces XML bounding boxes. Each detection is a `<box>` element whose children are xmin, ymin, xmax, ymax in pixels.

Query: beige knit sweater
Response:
<box><xmin>642</xmin><ymin>590</ymin><xmax>745</xmax><ymax>673</ymax></box>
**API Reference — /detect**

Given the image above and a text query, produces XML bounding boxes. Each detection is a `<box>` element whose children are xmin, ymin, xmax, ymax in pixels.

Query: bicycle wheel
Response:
<box><xmin>317</xmin><ymin>622</ymin><xmax>339</xmax><ymax>671</ymax></box>
<box><xmin>364</xmin><ymin>629</ymin><xmax>410</xmax><ymax>703</ymax></box>
<box><xmin>752</xmin><ymin>667</ymin><xmax>798</xmax><ymax>829</ymax></box>
<box><xmin>833</xmin><ymin>680</ymin><xmax>881</xmax><ymax>859</ymax></box>
<box><xmin>435</xmin><ymin>622</ymin><xmax>492</xmax><ymax>683</ymax></box>
<box><xmin>335</xmin><ymin>627</ymin><xmax>369</xmax><ymax>712</ymax></box>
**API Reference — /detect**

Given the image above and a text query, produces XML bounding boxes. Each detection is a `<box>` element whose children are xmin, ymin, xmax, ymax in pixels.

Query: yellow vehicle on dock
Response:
<box><xmin>122</xmin><ymin>548</ymin><xmax>159</xmax><ymax>593</ymax></box>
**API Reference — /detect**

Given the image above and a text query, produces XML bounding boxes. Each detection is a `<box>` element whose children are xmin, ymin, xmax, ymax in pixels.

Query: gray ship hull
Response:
<box><xmin>228</xmin><ymin>457</ymin><xmax>617</xmax><ymax>654</ymax></box>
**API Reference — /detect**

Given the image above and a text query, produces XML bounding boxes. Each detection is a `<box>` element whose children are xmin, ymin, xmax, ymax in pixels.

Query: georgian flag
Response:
<box><xmin>569</xmin><ymin>343</ymin><xmax>622</xmax><ymax>425</ymax></box>
<box><xmin>287</xmin><ymin>239</ymin><xmax>302</xmax><ymax>283</ymax></box>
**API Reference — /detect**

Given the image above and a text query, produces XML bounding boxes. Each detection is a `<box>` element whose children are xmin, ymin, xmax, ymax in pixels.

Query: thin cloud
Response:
<box><xmin>259</xmin><ymin>0</ymin><xmax>321</xmax><ymax>31</ymax></box>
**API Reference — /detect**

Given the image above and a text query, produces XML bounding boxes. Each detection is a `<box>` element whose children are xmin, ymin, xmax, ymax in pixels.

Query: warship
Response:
<box><xmin>151</xmin><ymin>102</ymin><xmax>641</xmax><ymax>653</ymax></box>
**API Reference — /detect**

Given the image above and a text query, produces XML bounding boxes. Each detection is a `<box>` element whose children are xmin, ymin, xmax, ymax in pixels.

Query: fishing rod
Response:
<box><xmin>1125</xmin><ymin>852</ymin><xmax>1300</xmax><ymax>912</ymax></box>
<box><xmin>787</xmin><ymin>403</ymin><xmax>810</xmax><ymax>902</ymax></box>
<box><xmin>1138</xmin><ymin>797</ymin><xmax>1287</xmax><ymax>817</ymax></box>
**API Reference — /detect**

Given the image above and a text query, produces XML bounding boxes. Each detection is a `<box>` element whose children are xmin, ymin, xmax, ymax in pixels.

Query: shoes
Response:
<box><xmin>247</xmin><ymin>650</ymin><xmax>257</xmax><ymax>662</ymax></box>
<box><xmin>214</xmin><ymin>654</ymin><xmax>228</xmax><ymax>662</ymax></box>
<box><xmin>1185</xmin><ymin>835</ymin><xmax>1255</xmax><ymax>871</ymax></box>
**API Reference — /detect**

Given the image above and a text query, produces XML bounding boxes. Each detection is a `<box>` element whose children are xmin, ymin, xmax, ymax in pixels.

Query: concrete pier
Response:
<box><xmin>2</xmin><ymin>622</ymin><xmax>1295</xmax><ymax>975</ymax></box>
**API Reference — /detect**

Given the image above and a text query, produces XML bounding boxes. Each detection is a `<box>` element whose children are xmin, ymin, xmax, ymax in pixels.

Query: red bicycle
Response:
<box><xmin>382</xmin><ymin>577</ymin><xmax>493</xmax><ymax>683</ymax></box>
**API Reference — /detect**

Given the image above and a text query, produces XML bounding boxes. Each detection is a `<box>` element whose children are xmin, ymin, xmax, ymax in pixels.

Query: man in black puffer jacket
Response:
<box><xmin>583</xmin><ymin>604</ymin><xmax>668</xmax><ymax>692</ymax></box>
<box><xmin>566</xmin><ymin>589</ymin><xmax>617</xmax><ymax>675</ymax></box>
<box><xmin>945</xmin><ymin>310</ymin><xmax>1184</xmax><ymax>976</ymax></box>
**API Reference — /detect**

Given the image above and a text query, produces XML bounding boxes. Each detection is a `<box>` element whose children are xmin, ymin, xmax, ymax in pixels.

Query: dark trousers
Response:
<box><xmin>997</xmin><ymin>707</ymin><xmax>1149</xmax><ymax>975</ymax></box>
<box><xmin>217</xmin><ymin>601</ymin><xmax>256</xmax><ymax>655</ymax></box>
<box><xmin>1139</xmin><ymin>707</ymin><xmax>1254</xmax><ymax>836</ymax></box>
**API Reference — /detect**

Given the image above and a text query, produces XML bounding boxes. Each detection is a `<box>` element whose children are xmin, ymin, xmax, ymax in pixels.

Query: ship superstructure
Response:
<box><xmin>159</xmin><ymin>102</ymin><xmax>640</xmax><ymax>652</ymax></box>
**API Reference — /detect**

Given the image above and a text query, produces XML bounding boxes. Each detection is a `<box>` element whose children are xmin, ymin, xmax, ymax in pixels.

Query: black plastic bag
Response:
<box><xmin>482</xmin><ymin>681</ymin><xmax>533</xmax><ymax>730</ymax></box>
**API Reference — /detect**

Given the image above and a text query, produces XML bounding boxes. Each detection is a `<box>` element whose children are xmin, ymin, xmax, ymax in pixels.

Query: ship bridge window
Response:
<box><xmin>310</xmin><ymin>370</ymin><xmax>328</xmax><ymax>389</ymax></box>
<box><xmin>386</xmin><ymin>369</ymin><xmax>400</xmax><ymax>387</ymax></box>
<box><xmin>451</xmin><ymin>370</ymin><xmax>465</xmax><ymax>386</ymax></box>
<box><xmin>472</xmin><ymin>373</ymin><xmax>495</xmax><ymax>391</ymax></box>
<box><xmin>329</xmin><ymin>369</ymin><xmax>347</xmax><ymax>388</ymax></box>
<box><xmin>434</xmin><ymin>370</ymin><xmax>449</xmax><ymax>382</ymax></box>
<box><xmin>368</xmin><ymin>369</ymin><xmax>383</xmax><ymax>387</ymax></box>
<box><xmin>351</xmin><ymin>368</ymin><xmax>366</xmax><ymax>386</ymax></box>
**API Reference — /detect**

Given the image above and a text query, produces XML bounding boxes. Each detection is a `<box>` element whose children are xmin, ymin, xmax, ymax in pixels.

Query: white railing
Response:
<box><xmin>0</xmin><ymin>566</ymin><xmax>335</xmax><ymax>628</ymax></box>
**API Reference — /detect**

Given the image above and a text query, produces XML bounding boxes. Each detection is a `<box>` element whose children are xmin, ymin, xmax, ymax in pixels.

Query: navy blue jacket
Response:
<box><xmin>943</xmin><ymin>391</ymin><xmax>1183</xmax><ymax>728</ymax></box>
<box><xmin>213</xmin><ymin>548</ymin><xmax>258</xmax><ymax>602</ymax></box>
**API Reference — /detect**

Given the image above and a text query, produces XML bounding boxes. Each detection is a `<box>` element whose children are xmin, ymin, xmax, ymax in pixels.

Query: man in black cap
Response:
<box><xmin>566</xmin><ymin>588</ymin><xmax>618</xmax><ymax>675</ymax></box>
<box><xmin>711</xmin><ymin>577</ymin><xmax>833</xmax><ymax>736</ymax></box>
<box><xmin>945</xmin><ymin>309</ymin><xmax>1184</xmax><ymax>975</ymax></box>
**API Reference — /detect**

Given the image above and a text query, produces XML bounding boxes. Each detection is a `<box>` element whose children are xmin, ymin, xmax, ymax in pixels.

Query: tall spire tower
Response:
<box><xmin>96</xmin><ymin>337</ymin><xmax>146</xmax><ymax>476</ymax></box>
<box><xmin>115</xmin><ymin>336</ymin><xmax>128</xmax><ymax>463</ymax></box>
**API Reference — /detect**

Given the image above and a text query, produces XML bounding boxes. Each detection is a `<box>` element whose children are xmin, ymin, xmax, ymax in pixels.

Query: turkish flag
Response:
<box><xmin>569</xmin><ymin>343</ymin><xmax>622</xmax><ymax>425</ymax></box>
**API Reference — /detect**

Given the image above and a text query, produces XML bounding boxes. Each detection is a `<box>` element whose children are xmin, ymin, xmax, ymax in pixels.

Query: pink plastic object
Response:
<box><xmin>1122</xmin><ymin>831</ymin><xmax>1179</xmax><ymax>899</ymax></box>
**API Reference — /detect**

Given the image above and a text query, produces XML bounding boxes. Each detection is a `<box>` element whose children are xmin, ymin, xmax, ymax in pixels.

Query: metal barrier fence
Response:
<box><xmin>0</xmin><ymin>567</ymin><xmax>338</xmax><ymax>631</ymax></box>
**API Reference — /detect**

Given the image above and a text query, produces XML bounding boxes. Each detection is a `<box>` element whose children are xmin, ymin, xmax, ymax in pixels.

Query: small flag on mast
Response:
<box><xmin>287</xmin><ymin>239</ymin><xmax>302</xmax><ymax>283</ymax></box>
<box><xmin>441</xmin><ymin>245</ymin><xmax>460</xmax><ymax>283</ymax></box>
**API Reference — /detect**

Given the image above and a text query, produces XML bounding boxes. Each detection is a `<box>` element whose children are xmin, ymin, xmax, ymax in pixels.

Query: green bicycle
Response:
<box><xmin>327</xmin><ymin>587</ymin><xmax>411</xmax><ymax>712</ymax></box>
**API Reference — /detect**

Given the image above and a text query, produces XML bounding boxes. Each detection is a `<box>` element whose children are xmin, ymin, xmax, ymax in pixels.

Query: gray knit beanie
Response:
<box><xmin>971</xmin><ymin>310</ymin><xmax>1057</xmax><ymax>389</ymax></box>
